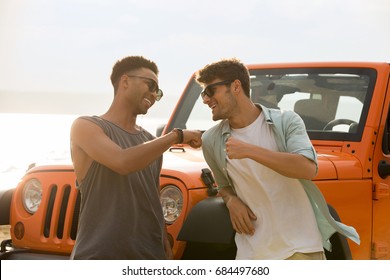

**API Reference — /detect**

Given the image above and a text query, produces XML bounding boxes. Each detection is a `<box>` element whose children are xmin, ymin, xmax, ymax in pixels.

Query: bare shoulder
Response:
<box><xmin>71</xmin><ymin>116</ymin><xmax>94</xmax><ymax>129</ymax></box>
<box><xmin>71</xmin><ymin>116</ymin><xmax>104</xmax><ymax>142</ymax></box>
<box><xmin>70</xmin><ymin>117</ymin><xmax>102</xmax><ymax>181</ymax></box>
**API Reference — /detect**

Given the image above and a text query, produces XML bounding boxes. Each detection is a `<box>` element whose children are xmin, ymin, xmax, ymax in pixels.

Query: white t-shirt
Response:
<box><xmin>227</xmin><ymin>113</ymin><xmax>323</xmax><ymax>260</ymax></box>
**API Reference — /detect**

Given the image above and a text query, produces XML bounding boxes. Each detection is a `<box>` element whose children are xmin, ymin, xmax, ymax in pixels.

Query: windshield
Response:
<box><xmin>167</xmin><ymin>67</ymin><xmax>376</xmax><ymax>142</ymax></box>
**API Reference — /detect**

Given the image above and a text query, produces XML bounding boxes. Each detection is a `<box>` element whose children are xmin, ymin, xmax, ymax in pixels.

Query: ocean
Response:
<box><xmin>0</xmin><ymin>113</ymin><xmax>166</xmax><ymax>191</ymax></box>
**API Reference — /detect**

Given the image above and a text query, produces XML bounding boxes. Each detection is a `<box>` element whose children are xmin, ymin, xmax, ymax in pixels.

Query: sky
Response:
<box><xmin>0</xmin><ymin>0</ymin><xmax>389</xmax><ymax>113</ymax></box>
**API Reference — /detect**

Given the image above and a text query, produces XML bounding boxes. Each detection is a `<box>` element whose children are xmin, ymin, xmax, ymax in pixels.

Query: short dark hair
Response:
<box><xmin>195</xmin><ymin>58</ymin><xmax>250</xmax><ymax>97</ymax></box>
<box><xmin>110</xmin><ymin>56</ymin><xmax>159</xmax><ymax>92</ymax></box>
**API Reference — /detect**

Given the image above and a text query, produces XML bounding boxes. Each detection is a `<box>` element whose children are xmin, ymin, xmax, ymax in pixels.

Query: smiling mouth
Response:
<box><xmin>144</xmin><ymin>98</ymin><xmax>152</xmax><ymax>106</ymax></box>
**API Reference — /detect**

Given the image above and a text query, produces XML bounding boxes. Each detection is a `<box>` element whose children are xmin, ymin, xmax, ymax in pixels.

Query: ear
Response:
<box><xmin>232</xmin><ymin>79</ymin><xmax>242</xmax><ymax>94</ymax></box>
<box><xmin>120</xmin><ymin>74</ymin><xmax>130</xmax><ymax>88</ymax></box>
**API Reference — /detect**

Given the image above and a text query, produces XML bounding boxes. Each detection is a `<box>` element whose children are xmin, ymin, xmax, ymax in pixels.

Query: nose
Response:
<box><xmin>202</xmin><ymin>95</ymin><xmax>210</xmax><ymax>104</ymax></box>
<box><xmin>151</xmin><ymin>90</ymin><xmax>158</xmax><ymax>100</ymax></box>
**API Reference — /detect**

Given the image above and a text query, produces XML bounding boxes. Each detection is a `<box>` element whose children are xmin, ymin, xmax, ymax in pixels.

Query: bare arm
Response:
<box><xmin>225</xmin><ymin>137</ymin><xmax>316</xmax><ymax>180</ymax></box>
<box><xmin>71</xmin><ymin>118</ymin><xmax>202</xmax><ymax>180</ymax></box>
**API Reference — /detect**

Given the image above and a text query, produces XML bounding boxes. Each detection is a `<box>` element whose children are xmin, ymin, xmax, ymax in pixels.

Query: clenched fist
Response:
<box><xmin>183</xmin><ymin>130</ymin><xmax>202</xmax><ymax>148</ymax></box>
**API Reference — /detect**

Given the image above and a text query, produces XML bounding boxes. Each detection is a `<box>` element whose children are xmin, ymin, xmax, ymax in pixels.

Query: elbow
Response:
<box><xmin>303</xmin><ymin>174</ymin><xmax>316</xmax><ymax>181</ymax></box>
<box><xmin>303</xmin><ymin>163</ymin><xmax>317</xmax><ymax>180</ymax></box>
<box><xmin>299</xmin><ymin>156</ymin><xmax>317</xmax><ymax>180</ymax></box>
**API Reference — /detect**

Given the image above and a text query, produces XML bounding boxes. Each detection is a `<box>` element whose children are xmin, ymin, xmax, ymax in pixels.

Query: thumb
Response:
<box><xmin>248</xmin><ymin>209</ymin><xmax>257</xmax><ymax>220</ymax></box>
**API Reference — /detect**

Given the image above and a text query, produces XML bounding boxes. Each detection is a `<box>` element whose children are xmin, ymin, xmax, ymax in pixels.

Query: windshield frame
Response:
<box><xmin>165</xmin><ymin>66</ymin><xmax>377</xmax><ymax>142</ymax></box>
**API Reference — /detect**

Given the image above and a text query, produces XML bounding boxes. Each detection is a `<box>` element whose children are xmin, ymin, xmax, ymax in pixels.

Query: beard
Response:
<box><xmin>211</xmin><ymin>90</ymin><xmax>236</xmax><ymax>121</ymax></box>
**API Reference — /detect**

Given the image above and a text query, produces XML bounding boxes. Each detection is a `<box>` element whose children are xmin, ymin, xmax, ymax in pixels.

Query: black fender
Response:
<box><xmin>178</xmin><ymin>196</ymin><xmax>234</xmax><ymax>244</ymax></box>
<box><xmin>0</xmin><ymin>188</ymin><xmax>14</xmax><ymax>225</ymax></box>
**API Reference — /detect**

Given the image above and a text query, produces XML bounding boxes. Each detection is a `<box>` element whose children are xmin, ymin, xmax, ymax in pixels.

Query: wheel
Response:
<box><xmin>323</xmin><ymin>119</ymin><xmax>358</xmax><ymax>131</ymax></box>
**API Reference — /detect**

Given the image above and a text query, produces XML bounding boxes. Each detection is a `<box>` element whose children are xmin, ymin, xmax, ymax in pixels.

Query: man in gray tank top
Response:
<box><xmin>69</xmin><ymin>56</ymin><xmax>202</xmax><ymax>259</ymax></box>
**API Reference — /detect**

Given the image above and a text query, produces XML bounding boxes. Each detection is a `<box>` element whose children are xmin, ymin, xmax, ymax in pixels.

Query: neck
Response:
<box><xmin>101</xmin><ymin>100</ymin><xmax>140</xmax><ymax>133</ymax></box>
<box><xmin>229</xmin><ymin>102</ymin><xmax>261</xmax><ymax>129</ymax></box>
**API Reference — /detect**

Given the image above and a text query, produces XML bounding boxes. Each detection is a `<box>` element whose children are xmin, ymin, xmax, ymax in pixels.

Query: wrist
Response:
<box><xmin>172</xmin><ymin>128</ymin><xmax>184</xmax><ymax>144</ymax></box>
<box><xmin>220</xmin><ymin>189</ymin><xmax>236</xmax><ymax>205</ymax></box>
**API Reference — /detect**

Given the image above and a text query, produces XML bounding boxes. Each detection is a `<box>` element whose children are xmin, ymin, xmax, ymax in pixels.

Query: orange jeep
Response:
<box><xmin>1</xmin><ymin>62</ymin><xmax>390</xmax><ymax>260</ymax></box>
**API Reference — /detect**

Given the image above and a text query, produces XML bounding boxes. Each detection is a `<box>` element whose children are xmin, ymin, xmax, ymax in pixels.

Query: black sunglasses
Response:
<box><xmin>200</xmin><ymin>80</ymin><xmax>234</xmax><ymax>99</ymax></box>
<box><xmin>126</xmin><ymin>75</ymin><xmax>163</xmax><ymax>101</ymax></box>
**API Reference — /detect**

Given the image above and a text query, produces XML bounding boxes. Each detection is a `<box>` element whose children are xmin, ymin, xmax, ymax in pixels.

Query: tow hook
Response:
<box><xmin>201</xmin><ymin>168</ymin><xmax>218</xmax><ymax>196</ymax></box>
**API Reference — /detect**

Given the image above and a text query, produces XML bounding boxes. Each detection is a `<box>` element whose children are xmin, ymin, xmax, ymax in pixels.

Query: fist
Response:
<box><xmin>183</xmin><ymin>130</ymin><xmax>202</xmax><ymax>148</ymax></box>
<box><xmin>225</xmin><ymin>137</ymin><xmax>247</xmax><ymax>159</ymax></box>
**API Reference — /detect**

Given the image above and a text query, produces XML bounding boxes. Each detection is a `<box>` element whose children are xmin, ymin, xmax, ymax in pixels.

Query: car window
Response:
<box><xmin>185</xmin><ymin>94</ymin><xmax>215</xmax><ymax>131</ymax></box>
<box><xmin>169</xmin><ymin>67</ymin><xmax>376</xmax><ymax>142</ymax></box>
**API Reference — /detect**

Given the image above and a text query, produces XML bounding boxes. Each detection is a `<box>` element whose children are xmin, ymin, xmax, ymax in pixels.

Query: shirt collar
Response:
<box><xmin>221</xmin><ymin>103</ymin><xmax>274</xmax><ymax>136</ymax></box>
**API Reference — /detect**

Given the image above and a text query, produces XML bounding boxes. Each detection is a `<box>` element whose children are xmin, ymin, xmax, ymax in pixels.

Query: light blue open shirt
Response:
<box><xmin>202</xmin><ymin>104</ymin><xmax>360</xmax><ymax>251</ymax></box>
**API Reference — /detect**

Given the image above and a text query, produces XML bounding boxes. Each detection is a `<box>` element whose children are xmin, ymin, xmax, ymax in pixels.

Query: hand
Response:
<box><xmin>225</xmin><ymin>195</ymin><xmax>257</xmax><ymax>235</ymax></box>
<box><xmin>225</xmin><ymin>137</ymin><xmax>248</xmax><ymax>159</ymax></box>
<box><xmin>182</xmin><ymin>130</ymin><xmax>202</xmax><ymax>148</ymax></box>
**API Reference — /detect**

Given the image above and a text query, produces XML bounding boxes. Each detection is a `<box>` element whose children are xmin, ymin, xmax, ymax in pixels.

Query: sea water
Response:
<box><xmin>0</xmin><ymin>113</ymin><xmax>166</xmax><ymax>190</ymax></box>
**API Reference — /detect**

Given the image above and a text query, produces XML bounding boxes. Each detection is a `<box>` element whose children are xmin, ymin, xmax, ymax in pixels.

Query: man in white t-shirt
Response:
<box><xmin>195</xmin><ymin>58</ymin><xmax>359</xmax><ymax>260</ymax></box>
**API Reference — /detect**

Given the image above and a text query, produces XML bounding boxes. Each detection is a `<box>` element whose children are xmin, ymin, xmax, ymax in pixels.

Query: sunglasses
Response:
<box><xmin>126</xmin><ymin>75</ymin><xmax>164</xmax><ymax>101</ymax></box>
<box><xmin>200</xmin><ymin>80</ymin><xmax>234</xmax><ymax>99</ymax></box>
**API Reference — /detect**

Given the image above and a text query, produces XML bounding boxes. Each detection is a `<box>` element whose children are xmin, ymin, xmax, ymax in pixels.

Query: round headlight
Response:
<box><xmin>160</xmin><ymin>185</ymin><xmax>183</xmax><ymax>224</ymax></box>
<box><xmin>22</xmin><ymin>179</ymin><xmax>42</xmax><ymax>214</ymax></box>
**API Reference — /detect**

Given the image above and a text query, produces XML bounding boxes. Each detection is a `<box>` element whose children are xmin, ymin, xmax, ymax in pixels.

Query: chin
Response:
<box><xmin>212</xmin><ymin>115</ymin><xmax>221</xmax><ymax>121</ymax></box>
<box><xmin>139</xmin><ymin>108</ymin><xmax>149</xmax><ymax>115</ymax></box>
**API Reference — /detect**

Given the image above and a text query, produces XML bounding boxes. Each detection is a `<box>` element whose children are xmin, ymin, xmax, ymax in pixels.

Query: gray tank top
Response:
<box><xmin>70</xmin><ymin>116</ymin><xmax>165</xmax><ymax>259</ymax></box>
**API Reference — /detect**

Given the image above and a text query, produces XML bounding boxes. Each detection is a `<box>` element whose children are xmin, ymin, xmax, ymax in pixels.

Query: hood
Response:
<box><xmin>162</xmin><ymin>146</ymin><xmax>364</xmax><ymax>183</ymax></box>
<box><xmin>161</xmin><ymin>147</ymin><xmax>210</xmax><ymax>191</ymax></box>
<box><xmin>162</xmin><ymin>146</ymin><xmax>208</xmax><ymax>174</ymax></box>
<box><xmin>316</xmin><ymin>151</ymin><xmax>363</xmax><ymax>180</ymax></box>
